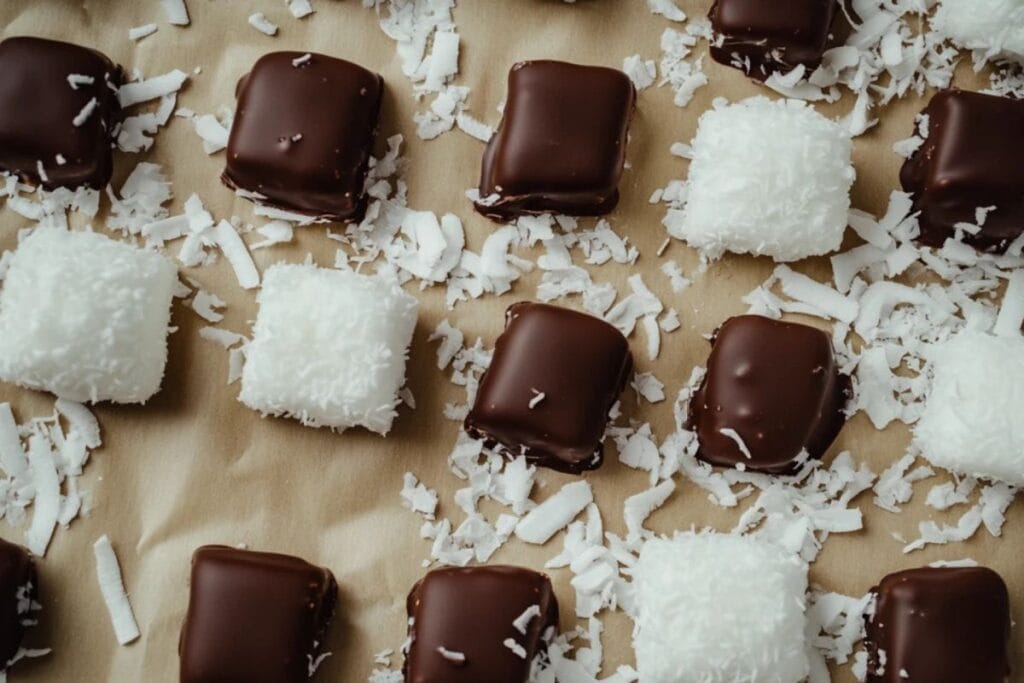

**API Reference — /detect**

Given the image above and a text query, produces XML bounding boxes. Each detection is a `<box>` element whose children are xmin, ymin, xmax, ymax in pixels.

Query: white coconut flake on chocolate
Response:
<box><xmin>664</xmin><ymin>97</ymin><xmax>855</xmax><ymax>262</ymax></box>
<box><xmin>435</xmin><ymin>646</ymin><xmax>465</xmax><ymax>664</ymax></box>
<box><xmin>633</xmin><ymin>533</ymin><xmax>810</xmax><ymax>682</ymax></box>
<box><xmin>914</xmin><ymin>330</ymin><xmax>1024</xmax><ymax>486</ymax></box>
<box><xmin>513</xmin><ymin>605</ymin><xmax>541</xmax><ymax>635</ymax></box>
<box><xmin>128</xmin><ymin>23</ymin><xmax>159</xmax><ymax>41</ymax></box>
<box><xmin>93</xmin><ymin>535</ymin><xmax>140</xmax><ymax>645</ymax></box>
<box><xmin>515</xmin><ymin>481</ymin><xmax>593</xmax><ymax>545</ymax></box>
<box><xmin>239</xmin><ymin>264</ymin><xmax>417</xmax><ymax>434</ymax></box>
<box><xmin>0</xmin><ymin>228</ymin><xmax>177</xmax><ymax>404</ymax></box>
<box><xmin>248</xmin><ymin>12</ymin><xmax>279</xmax><ymax>36</ymax></box>
<box><xmin>66</xmin><ymin>73</ymin><xmax>95</xmax><ymax>90</ymax></box>
<box><xmin>160</xmin><ymin>0</ymin><xmax>190</xmax><ymax>26</ymax></box>
<box><xmin>72</xmin><ymin>97</ymin><xmax>98</xmax><ymax>127</ymax></box>
<box><xmin>287</xmin><ymin>0</ymin><xmax>315</xmax><ymax>19</ymax></box>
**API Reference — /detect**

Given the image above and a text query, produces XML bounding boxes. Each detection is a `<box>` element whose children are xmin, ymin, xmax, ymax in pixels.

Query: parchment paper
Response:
<box><xmin>0</xmin><ymin>2</ymin><xmax>1020</xmax><ymax>681</ymax></box>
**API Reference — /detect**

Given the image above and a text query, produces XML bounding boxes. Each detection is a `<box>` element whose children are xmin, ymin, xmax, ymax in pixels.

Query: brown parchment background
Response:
<box><xmin>0</xmin><ymin>2</ymin><xmax>1020</xmax><ymax>681</ymax></box>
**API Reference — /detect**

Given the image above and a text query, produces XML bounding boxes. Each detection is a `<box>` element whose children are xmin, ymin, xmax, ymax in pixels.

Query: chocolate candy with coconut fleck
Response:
<box><xmin>688</xmin><ymin>315</ymin><xmax>850</xmax><ymax>474</ymax></box>
<box><xmin>708</xmin><ymin>0</ymin><xmax>837</xmax><ymax>79</ymax></box>
<box><xmin>223</xmin><ymin>51</ymin><xmax>383</xmax><ymax>221</ymax></box>
<box><xmin>0</xmin><ymin>537</ymin><xmax>36</xmax><ymax>669</ymax></box>
<box><xmin>404</xmin><ymin>565</ymin><xmax>558</xmax><ymax>683</ymax></box>
<box><xmin>865</xmin><ymin>566</ymin><xmax>1011</xmax><ymax>683</ymax></box>
<box><xmin>179</xmin><ymin>546</ymin><xmax>337</xmax><ymax>683</ymax></box>
<box><xmin>465</xmin><ymin>302</ymin><xmax>633</xmax><ymax>473</ymax></box>
<box><xmin>474</xmin><ymin>60</ymin><xmax>635</xmax><ymax>220</ymax></box>
<box><xmin>900</xmin><ymin>89</ymin><xmax>1024</xmax><ymax>253</ymax></box>
<box><xmin>0</xmin><ymin>36</ymin><xmax>123</xmax><ymax>189</ymax></box>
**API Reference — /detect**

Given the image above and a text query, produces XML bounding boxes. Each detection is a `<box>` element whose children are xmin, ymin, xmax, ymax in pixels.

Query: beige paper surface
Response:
<box><xmin>0</xmin><ymin>1</ymin><xmax>1020</xmax><ymax>681</ymax></box>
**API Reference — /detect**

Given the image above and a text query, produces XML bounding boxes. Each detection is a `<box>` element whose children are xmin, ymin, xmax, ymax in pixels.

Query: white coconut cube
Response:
<box><xmin>633</xmin><ymin>533</ymin><xmax>810</xmax><ymax>683</ymax></box>
<box><xmin>239</xmin><ymin>264</ymin><xmax>418</xmax><ymax>435</ymax></box>
<box><xmin>931</xmin><ymin>0</ymin><xmax>1024</xmax><ymax>63</ymax></box>
<box><xmin>0</xmin><ymin>228</ymin><xmax>177</xmax><ymax>404</ymax></box>
<box><xmin>668</xmin><ymin>96</ymin><xmax>855</xmax><ymax>262</ymax></box>
<box><xmin>914</xmin><ymin>331</ymin><xmax>1024</xmax><ymax>486</ymax></box>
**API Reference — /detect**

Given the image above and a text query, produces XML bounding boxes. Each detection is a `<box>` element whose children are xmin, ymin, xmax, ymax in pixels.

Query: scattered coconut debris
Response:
<box><xmin>658</xmin><ymin>22</ymin><xmax>712</xmax><ymax>107</ymax></box>
<box><xmin>287</xmin><ymin>0</ymin><xmax>315</xmax><ymax>19</ymax></box>
<box><xmin>117</xmin><ymin>69</ymin><xmax>188</xmax><ymax>108</ymax></box>
<box><xmin>647</xmin><ymin>0</ymin><xmax>686</xmax><ymax>22</ymax></box>
<box><xmin>128</xmin><ymin>23</ymin><xmax>159</xmax><ymax>41</ymax></box>
<box><xmin>211</xmin><ymin>220</ymin><xmax>260</xmax><ymax>289</ymax></box>
<box><xmin>93</xmin><ymin>535</ymin><xmax>140</xmax><ymax>645</ymax></box>
<box><xmin>190</xmin><ymin>289</ymin><xmax>226</xmax><ymax>323</ymax></box>
<box><xmin>622</xmin><ymin>55</ymin><xmax>657</xmax><ymax>90</ymax></box>
<box><xmin>515</xmin><ymin>481</ymin><xmax>593</xmax><ymax>545</ymax></box>
<box><xmin>248</xmin><ymin>12</ymin><xmax>279</xmax><ymax>36</ymax></box>
<box><xmin>160</xmin><ymin>0</ymin><xmax>190</xmax><ymax>26</ymax></box>
<box><xmin>401</xmin><ymin>473</ymin><xmax>438</xmax><ymax>520</ymax></box>
<box><xmin>631</xmin><ymin>372</ymin><xmax>665</xmax><ymax>404</ymax></box>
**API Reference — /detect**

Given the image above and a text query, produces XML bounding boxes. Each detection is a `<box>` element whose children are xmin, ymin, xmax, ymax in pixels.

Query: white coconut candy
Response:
<box><xmin>0</xmin><ymin>228</ymin><xmax>177</xmax><ymax>404</ymax></box>
<box><xmin>93</xmin><ymin>535</ymin><xmax>140</xmax><ymax>645</ymax></box>
<box><xmin>239</xmin><ymin>264</ymin><xmax>417</xmax><ymax>434</ymax></box>
<box><xmin>160</xmin><ymin>0</ymin><xmax>190</xmax><ymax>25</ymax></box>
<box><xmin>665</xmin><ymin>97</ymin><xmax>855</xmax><ymax>262</ymax></box>
<box><xmin>515</xmin><ymin>480</ymin><xmax>593</xmax><ymax>545</ymax></box>
<box><xmin>633</xmin><ymin>533</ymin><xmax>810</xmax><ymax>683</ymax></box>
<box><xmin>931</xmin><ymin>0</ymin><xmax>1024</xmax><ymax>64</ymax></box>
<box><xmin>914</xmin><ymin>330</ymin><xmax>1024</xmax><ymax>486</ymax></box>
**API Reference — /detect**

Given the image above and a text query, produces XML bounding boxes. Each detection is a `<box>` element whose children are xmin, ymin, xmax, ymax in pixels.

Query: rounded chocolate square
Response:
<box><xmin>0</xmin><ymin>537</ymin><xmax>36</xmax><ymax>668</ymax></box>
<box><xmin>464</xmin><ymin>302</ymin><xmax>633</xmax><ymax>473</ymax></box>
<box><xmin>900</xmin><ymin>89</ymin><xmax>1024</xmax><ymax>252</ymax></box>
<box><xmin>0</xmin><ymin>36</ymin><xmax>123</xmax><ymax>189</ymax></box>
<box><xmin>404</xmin><ymin>565</ymin><xmax>558</xmax><ymax>683</ymax></box>
<box><xmin>223</xmin><ymin>51</ymin><xmax>383</xmax><ymax>221</ymax></box>
<box><xmin>688</xmin><ymin>315</ymin><xmax>850</xmax><ymax>474</ymax></box>
<box><xmin>475</xmin><ymin>60</ymin><xmax>636</xmax><ymax>220</ymax></box>
<box><xmin>865</xmin><ymin>566</ymin><xmax>1011</xmax><ymax>683</ymax></box>
<box><xmin>179</xmin><ymin>545</ymin><xmax>337</xmax><ymax>683</ymax></box>
<box><xmin>709</xmin><ymin>0</ymin><xmax>836</xmax><ymax>78</ymax></box>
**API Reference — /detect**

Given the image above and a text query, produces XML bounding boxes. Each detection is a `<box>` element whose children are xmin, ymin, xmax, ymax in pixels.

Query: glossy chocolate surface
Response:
<box><xmin>0</xmin><ymin>36</ymin><xmax>123</xmax><ymax>189</ymax></box>
<box><xmin>179</xmin><ymin>545</ymin><xmax>337</xmax><ymax>683</ymax></box>
<box><xmin>0</xmin><ymin>537</ymin><xmax>35</xmax><ymax>668</ymax></box>
<box><xmin>404</xmin><ymin>565</ymin><xmax>558</xmax><ymax>683</ymax></box>
<box><xmin>866</xmin><ymin>566</ymin><xmax>1011</xmax><ymax>683</ymax></box>
<box><xmin>465</xmin><ymin>302</ymin><xmax>633</xmax><ymax>473</ymax></box>
<box><xmin>708</xmin><ymin>0</ymin><xmax>836</xmax><ymax>78</ymax></box>
<box><xmin>223</xmin><ymin>51</ymin><xmax>383</xmax><ymax>221</ymax></box>
<box><xmin>475</xmin><ymin>60</ymin><xmax>635</xmax><ymax>220</ymax></box>
<box><xmin>688</xmin><ymin>315</ymin><xmax>850</xmax><ymax>473</ymax></box>
<box><xmin>900</xmin><ymin>89</ymin><xmax>1024</xmax><ymax>252</ymax></box>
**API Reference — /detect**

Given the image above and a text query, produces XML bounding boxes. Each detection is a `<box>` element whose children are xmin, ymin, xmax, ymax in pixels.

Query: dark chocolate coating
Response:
<box><xmin>475</xmin><ymin>60</ymin><xmax>635</xmax><ymax>221</ymax></box>
<box><xmin>900</xmin><ymin>89</ymin><xmax>1024</xmax><ymax>252</ymax></box>
<box><xmin>708</xmin><ymin>0</ymin><xmax>836</xmax><ymax>79</ymax></box>
<box><xmin>465</xmin><ymin>302</ymin><xmax>633</xmax><ymax>473</ymax></box>
<box><xmin>179</xmin><ymin>545</ymin><xmax>337</xmax><ymax>683</ymax></box>
<box><xmin>0</xmin><ymin>537</ymin><xmax>36</xmax><ymax>669</ymax></box>
<box><xmin>404</xmin><ymin>565</ymin><xmax>558</xmax><ymax>683</ymax></box>
<box><xmin>865</xmin><ymin>566</ymin><xmax>1011</xmax><ymax>683</ymax></box>
<box><xmin>223</xmin><ymin>51</ymin><xmax>383</xmax><ymax>221</ymax></box>
<box><xmin>0</xmin><ymin>36</ymin><xmax>123</xmax><ymax>189</ymax></box>
<box><xmin>688</xmin><ymin>315</ymin><xmax>850</xmax><ymax>474</ymax></box>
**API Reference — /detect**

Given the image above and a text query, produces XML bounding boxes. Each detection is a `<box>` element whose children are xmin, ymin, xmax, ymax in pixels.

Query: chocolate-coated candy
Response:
<box><xmin>900</xmin><ymin>89</ymin><xmax>1024</xmax><ymax>252</ymax></box>
<box><xmin>0</xmin><ymin>36</ymin><xmax>123</xmax><ymax>189</ymax></box>
<box><xmin>223</xmin><ymin>51</ymin><xmax>383</xmax><ymax>221</ymax></box>
<box><xmin>465</xmin><ymin>302</ymin><xmax>633</xmax><ymax>473</ymax></box>
<box><xmin>865</xmin><ymin>566</ymin><xmax>1011</xmax><ymax>683</ymax></box>
<box><xmin>404</xmin><ymin>565</ymin><xmax>558</xmax><ymax>683</ymax></box>
<box><xmin>475</xmin><ymin>60</ymin><xmax>635</xmax><ymax>220</ymax></box>
<box><xmin>688</xmin><ymin>315</ymin><xmax>850</xmax><ymax>473</ymax></box>
<box><xmin>708</xmin><ymin>0</ymin><xmax>837</xmax><ymax>79</ymax></box>
<box><xmin>179</xmin><ymin>545</ymin><xmax>337</xmax><ymax>683</ymax></box>
<box><xmin>0</xmin><ymin>537</ymin><xmax>36</xmax><ymax>668</ymax></box>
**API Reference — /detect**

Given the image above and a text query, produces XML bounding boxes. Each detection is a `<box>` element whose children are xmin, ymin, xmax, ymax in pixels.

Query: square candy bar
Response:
<box><xmin>0</xmin><ymin>228</ymin><xmax>177</xmax><ymax>404</ymax></box>
<box><xmin>688</xmin><ymin>315</ymin><xmax>850</xmax><ymax>473</ymax></box>
<box><xmin>465</xmin><ymin>302</ymin><xmax>632</xmax><ymax>473</ymax></box>
<box><xmin>475</xmin><ymin>60</ymin><xmax>635</xmax><ymax>220</ymax></box>
<box><xmin>709</xmin><ymin>0</ymin><xmax>837</xmax><ymax>78</ymax></box>
<box><xmin>0</xmin><ymin>36</ymin><xmax>123</xmax><ymax>189</ymax></box>
<box><xmin>179</xmin><ymin>546</ymin><xmax>337</xmax><ymax>683</ymax></box>
<box><xmin>238</xmin><ymin>264</ymin><xmax>418</xmax><ymax>435</ymax></box>
<box><xmin>901</xmin><ymin>89</ymin><xmax>1024</xmax><ymax>252</ymax></box>
<box><xmin>404</xmin><ymin>566</ymin><xmax>558</xmax><ymax>683</ymax></box>
<box><xmin>0</xmin><ymin>538</ymin><xmax>36</xmax><ymax>668</ymax></box>
<box><xmin>223</xmin><ymin>51</ymin><xmax>383</xmax><ymax>221</ymax></box>
<box><xmin>865</xmin><ymin>566</ymin><xmax>1011</xmax><ymax>683</ymax></box>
